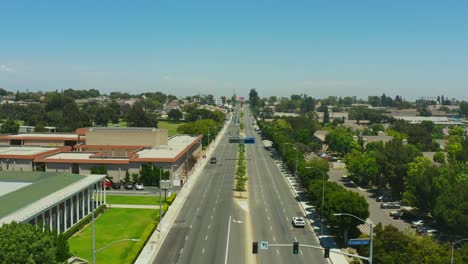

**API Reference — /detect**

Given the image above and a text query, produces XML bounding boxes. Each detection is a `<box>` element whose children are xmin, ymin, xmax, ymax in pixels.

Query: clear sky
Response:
<box><xmin>1</xmin><ymin>0</ymin><xmax>467</xmax><ymax>100</ymax></box>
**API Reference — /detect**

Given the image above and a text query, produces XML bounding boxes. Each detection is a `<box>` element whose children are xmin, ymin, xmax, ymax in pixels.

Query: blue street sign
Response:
<box><xmin>243</xmin><ymin>137</ymin><xmax>256</xmax><ymax>144</ymax></box>
<box><xmin>348</xmin><ymin>239</ymin><xmax>370</xmax><ymax>246</ymax></box>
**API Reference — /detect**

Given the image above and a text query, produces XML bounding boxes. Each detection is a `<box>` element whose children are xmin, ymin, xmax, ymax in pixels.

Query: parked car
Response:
<box><xmin>210</xmin><ymin>157</ymin><xmax>217</xmax><ymax>164</ymax></box>
<box><xmin>135</xmin><ymin>183</ymin><xmax>144</xmax><ymax>190</ymax></box>
<box><xmin>292</xmin><ymin>217</ymin><xmax>305</xmax><ymax>228</ymax></box>
<box><xmin>411</xmin><ymin>220</ymin><xmax>425</xmax><ymax>228</ymax></box>
<box><xmin>381</xmin><ymin>202</ymin><xmax>401</xmax><ymax>209</ymax></box>
<box><xmin>124</xmin><ymin>183</ymin><xmax>134</xmax><ymax>190</ymax></box>
<box><xmin>111</xmin><ymin>182</ymin><xmax>121</xmax><ymax>189</ymax></box>
<box><xmin>104</xmin><ymin>179</ymin><xmax>111</xmax><ymax>190</ymax></box>
<box><xmin>389</xmin><ymin>210</ymin><xmax>404</xmax><ymax>219</ymax></box>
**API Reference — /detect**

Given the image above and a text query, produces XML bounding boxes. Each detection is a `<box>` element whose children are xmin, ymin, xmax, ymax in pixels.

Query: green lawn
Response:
<box><xmin>157</xmin><ymin>120</ymin><xmax>184</xmax><ymax>136</ymax></box>
<box><xmin>69</xmin><ymin>208</ymin><xmax>158</xmax><ymax>264</ymax></box>
<box><xmin>106</xmin><ymin>195</ymin><xmax>166</xmax><ymax>205</ymax></box>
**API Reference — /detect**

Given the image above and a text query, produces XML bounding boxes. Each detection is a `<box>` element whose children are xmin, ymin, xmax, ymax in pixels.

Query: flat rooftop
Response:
<box><xmin>38</xmin><ymin>152</ymin><xmax>129</xmax><ymax>163</ymax></box>
<box><xmin>0</xmin><ymin>133</ymin><xmax>79</xmax><ymax>139</ymax></box>
<box><xmin>0</xmin><ymin>172</ymin><xmax>85</xmax><ymax>219</ymax></box>
<box><xmin>0</xmin><ymin>146</ymin><xmax>59</xmax><ymax>156</ymax></box>
<box><xmin>136</xmin><ymin>135</ymin><xmax>200</xmax><ymax>159</ymax></box>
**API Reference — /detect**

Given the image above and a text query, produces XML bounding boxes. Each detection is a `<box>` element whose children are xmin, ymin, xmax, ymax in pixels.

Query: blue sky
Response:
<box><xmin>1</xmin><ymin>0</ymin><xmax>467</xmax><ymax>100</ymax></box>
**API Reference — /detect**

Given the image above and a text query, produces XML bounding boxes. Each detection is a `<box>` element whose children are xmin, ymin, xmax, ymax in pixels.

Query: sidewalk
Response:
<box><xmin>134</xmin><ymin>117</ymin><xmax>231</xmax><ymax>264</ymax></box>
<box><xmin>278</xmin><ymin>162</ymin><xmax>349</xmax><ymax>264</ymax></box>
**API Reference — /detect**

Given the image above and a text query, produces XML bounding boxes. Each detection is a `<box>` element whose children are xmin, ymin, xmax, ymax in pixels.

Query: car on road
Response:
<box><xmin>124</xmin><ymin>183</ymin><xmax>134</xmax><ymax>190</ymax></box>
<box><xmin>380</xmin><ymin>202</ymin><xmax>401</xmax><ymax>209</ymax></box>
<box><xmin>411</xmin><ymin>220</ymin><xmax>425</xmax><ymax>228</ymax></box>
<box><xmin>292</xmin><ymin>217</ymin><xmax>305</xmax><ymax>228</ymax></box>
<box><xmin>210</xmin><ymin>157</ymin><xmax>217</xmax><ymax>164</ymax></box>
<box><xmin>135</xmin><ymin>183</ymin><xmax>144</xmax><ymax>190</ymax></box>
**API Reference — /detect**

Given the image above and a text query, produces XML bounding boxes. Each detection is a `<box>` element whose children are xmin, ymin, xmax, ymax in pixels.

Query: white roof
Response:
<box><xmin>6</xmin><ymin>133</ymin><xmax>79</xmax><ymax>139</ymax></box>
<box><xmin>136</xmin><ymin>135</ymin><xmax>199</xmax><ymax>159</ymax></box>
<box><xmin>0</xmin><ymin>146</ymin><xmax>59</xmax><ymax>156</ymax></box>
<box><xmin>43</xmin><ymin>152</ymin><xmax>127</xmax><ymax>161</ymax></box>
<box><xmin>0</xmin><ymin>174</ymin><xmax>105</xmax><ymax>225</ymax></box>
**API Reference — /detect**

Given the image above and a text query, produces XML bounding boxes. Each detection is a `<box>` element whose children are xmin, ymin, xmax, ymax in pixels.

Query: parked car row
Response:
<box><xmin>108</xmin><ymin>181</ymin><xmax>144</xmax><ymax>190</ymax></box>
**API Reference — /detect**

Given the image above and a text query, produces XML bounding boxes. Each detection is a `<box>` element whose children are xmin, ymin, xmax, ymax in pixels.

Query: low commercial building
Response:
<box><xmin>0</xmin><ymin>133</ymin><xmax>83</xmax><ymax>147</ymax></box>
<box><xmin>0</xmin><ymin>127</ymin><xmax>203</xmax><ymax>186</ymax></box>
<box><xmin>0</xmin><ymin>171</ymin><xmax>106</xmax><ymax>233</ymax></box>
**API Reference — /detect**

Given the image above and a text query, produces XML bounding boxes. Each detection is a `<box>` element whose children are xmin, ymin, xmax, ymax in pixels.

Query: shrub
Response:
<box><xmin>166</xmin><ymin>192</ymin><xmax>177</xmax><ymax>205</ymax></box>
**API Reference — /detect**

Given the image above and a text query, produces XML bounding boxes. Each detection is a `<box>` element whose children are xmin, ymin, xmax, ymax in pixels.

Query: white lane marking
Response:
<box><xmin>180</xmin><ymin>248</ymin><xmax>184</xmax><ymax>254</ymax></box>
<box><xmin>300</xmin><ymin>249</ymin><xmax>304</xmax><ymax>255</ymax></box>
<box><xmin>185</xmin><ymin>235</ymin><xmax>188</xmax><ymax>241</ymax></box>
<box><xmin>208</xmin><ymin>224</ymin><xmax>211</xmax><ymax>230</ymax></box>
<box><xmin>267</xmin><ymin>216</ymin><xmax>270</xmax><ymax>221</ymax></box>
<box><xmin>276</xmin><ymin>249</ymin><xmax>280</xmax><ymax>255</ymax></box>
<box><xmin>270</xmin><ymin>226</ymin><xmax>273</xmax><ymax>231</ymax></box>
<box><xmin>202</xmin><ymin>248</ymin><xmax>205</xmax><ymax>254</ymax></box>
<box><xmin>294</xmin><ymin>237</ymin><xmax>297</xmax><ymax>241</ymax></box>
<box><xmin>197</xmin><ymin>207</ymin><xmax>200</xmax><ymax>211</ymax></box>
<box><xmin>190</xmin><ymin>225</ymin><xmax>192</xmax><ymax>229</ymax></box>
<box><xmin>273</xmin><ymin>236</ymin><xmax>276</xmax><ymax>242</ymax></box>
<box><xmin>205</xmin><ymin>235</ymin><xmax>208</xmax><ymax>240</ymax></box>
<box><xmin>224</xmin><ymin>215</ymin><xmax>232</xmax><ymax>264</ymax></box>
<box><xmin>211</xmin><ymin>215</ymin><xmax>213</xmax><ymax>220</ymax></box>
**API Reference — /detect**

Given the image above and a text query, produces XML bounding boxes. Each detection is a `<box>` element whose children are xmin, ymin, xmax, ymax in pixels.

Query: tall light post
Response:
<box><xmin>333</xmin><ymin>213</ymin><xmax>373</xmax><ymax>264</ymax></box>
<box><xmin>451</xmin><ymin>238</ymin><xmax>468</xmax><ymax>264</ymax></box>
<box><xmin>92</xmin><ymin>196</ymin><xmax>95</xmax><ymax>264</ymax></box>
<box><xmin>159</xmin><ymin>166</ymin><xmax>162</xmax><ymax>220</ymax></box>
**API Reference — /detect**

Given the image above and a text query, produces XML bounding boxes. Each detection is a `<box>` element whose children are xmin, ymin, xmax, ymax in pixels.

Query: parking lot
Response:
<box><xmin>328</xmin><ymin>167</ymin><xmax>413</xmax><ymax>232</ymax></box>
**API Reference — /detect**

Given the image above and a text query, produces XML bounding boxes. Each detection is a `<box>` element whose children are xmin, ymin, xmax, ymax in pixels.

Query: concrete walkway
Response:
<box><xmin>107</xmin><ymin>204</ymin><xmax>160</xmax><ymax>209</ymax></box>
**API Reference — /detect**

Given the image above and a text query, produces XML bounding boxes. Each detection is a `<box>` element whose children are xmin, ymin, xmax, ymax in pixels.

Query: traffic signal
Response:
<box><xmin>252</xmin><ymin>242</ymin><xmax>258</xmax><ymax>254</ymax></box>
<box><xmin>293</xmin><ymin>242</ymin><xmax>299</xmax><ymax>254</ymax></box>
<box><xmin>324</xmin><ymin>247</ymin><xmax>330</xmax><ymax>258</ymax></box>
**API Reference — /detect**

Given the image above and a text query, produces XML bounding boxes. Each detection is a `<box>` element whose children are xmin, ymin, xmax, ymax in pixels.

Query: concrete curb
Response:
<box><xmin>135</xmin><ymin>117</ymin><xmax>231</xmax><ymax>264</ymax></box>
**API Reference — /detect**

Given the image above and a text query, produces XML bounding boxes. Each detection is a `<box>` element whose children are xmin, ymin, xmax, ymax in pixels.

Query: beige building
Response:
<box><xmin>0</xmin><ymin>127</ymin><xmax>202</xmax><ymax>186</ymax></box>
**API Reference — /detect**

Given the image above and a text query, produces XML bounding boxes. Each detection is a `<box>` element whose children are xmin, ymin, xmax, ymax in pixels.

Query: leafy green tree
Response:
<box><xmin>325</xmin><ymin>126</ymin><xmax>359</xmax><ymax>156</ymax></box>
<box><xmin>459</xmin><ymin>101</ymin><xmax>468</xmax><ymax>117</ymax></box>
<box><xmin>0</xmin><ymin>119</ymin><xmax>19</xmax><ymax>134</ymax></box>
<box><xmin>299</xmin><ymin>158</ymin><xmax>329</xmax><ymax>184</ymax></box>
<box><xmin>433</xmin><ymin>181</ymin><xmax>468</xmax><ymax>236</ymax></box>
<box><xmin>0</xmin><ymin>222</ymin><xmax>70</xmax><ymax>263</ymax></box>
<box><xmin>403</xmin><ymin>157</ymin><xmax>436</xmax><ymax>213</ymax></box>
<box><xmin>168</xmin><ymin>108</ymin><xmax>183</xmax><ymax>121</ymax></box>
<box><xmin>433</xmin><ymin>151</ymin><xmax>445</xmax><ymax>163</ymax></box>
<box><xmin>139</xmin><ymin>164</ymin><xmax>169</xmax><ymax>186</ymax></box>
<box><xmin>249</xmin><ymin>89</ymin><xmax>260</xmax><ymax>108</ymax></box>
<box><xmin>345</xmin><ymin>150</ymin><xmax>379</xmax><ymax>186</ymax></box>
<box><xmin>376</xmin><ymin>139</ymin><xmax>421</xmax><ymax>197</ymax></box>
<box><xmin>126</xmin><ymin>102</ymin><xmax>158</xmax><ymax>127</ymax></box>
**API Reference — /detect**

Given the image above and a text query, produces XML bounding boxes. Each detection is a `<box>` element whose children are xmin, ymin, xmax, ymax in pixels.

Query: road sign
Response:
<box><xmin>243</xmin><ymin>137</ymin><xmax>256</xmax><ymax>144</ymax></box>
<box><xmin>260</xmin><ymin>241</ymin><xmax>269</xmax><ymax>250</ymax></box>
<box><xmin>160</xmin><ymin>180</ymin><xmax>172</xmax><ymax>190</ymax></box>
<box><xmin>348</xmin><ymin>239</ymin><xmax>370</xmax><ymax>246</ymax></box>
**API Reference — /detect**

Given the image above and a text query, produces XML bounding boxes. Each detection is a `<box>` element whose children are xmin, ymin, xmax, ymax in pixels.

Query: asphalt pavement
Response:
<box><xmin>154</xmin><ymin>106</ymin><xmax>246</xmax><ymax>264</ymax></box>
<box><xmin>243</xmin><ymin>107</ymin><xmax>326</xmax><ymax>264</ymax></box>
<box><xmin>328</xmin><ymin>168</ymin><xmax>412</xmax><ymax>232</ymax></box>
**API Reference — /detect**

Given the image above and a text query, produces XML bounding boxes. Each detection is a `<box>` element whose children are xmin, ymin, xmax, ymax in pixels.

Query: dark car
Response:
<box><xmin>112</xmin><ymin>182</ymin><xmax>121</xmax><ymax>189</ymax></box>
<box><xmin>124</xmin><ymin>183</ymin><xmax>134</xmax><ymax>190</ymax></box>
<box><xmin>210</xmin><ymin>157</ymin><xmax>217</xmax><ymax>164</ymax></box>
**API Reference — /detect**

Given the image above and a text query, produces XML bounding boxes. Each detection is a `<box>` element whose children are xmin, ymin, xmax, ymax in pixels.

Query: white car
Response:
<box><xmin>135</xmin><ymin>183</ymin><xmax>144</xmax><ymax>190</ymax></box>
<box><xmin>292</xmin><ymin>217</ymin><xmax>305</xmax><ymax>228</ymax></box>
<box><xmin>411</xmin><ymin>220</ymin><xmax>425</xmax><ymax>228</ymax></box>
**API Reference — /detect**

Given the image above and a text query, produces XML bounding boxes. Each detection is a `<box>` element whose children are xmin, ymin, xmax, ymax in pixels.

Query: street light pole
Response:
<box><xmin>451</xmin><ymin>238</ymin><xmax>468</xmax><ymax>264</ymax></box>
<box><xmin>159</xmin><ymin>166</ymin><xmax>162</xmax><ymax>219</ymax></box>
<box><xmin>333</xmin><ymin>213</ymin><xmax>373</xmax><ymax>264</ymax></box>
<box><xmin>92</xmin><ymin>196</ymin><xmax>95</xmax><ymax>264</ymax></box>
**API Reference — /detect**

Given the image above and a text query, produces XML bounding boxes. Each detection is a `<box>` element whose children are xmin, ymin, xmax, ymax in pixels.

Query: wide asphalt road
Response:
<box><xmin>154</xmin><ymin>108</ymin><xmax>246</xmax><ymax>264</ymax></box>
<box><xmin>243</xmin><ymin>106</ymin><xmax>325</xmax><ymax>264</ymax></box>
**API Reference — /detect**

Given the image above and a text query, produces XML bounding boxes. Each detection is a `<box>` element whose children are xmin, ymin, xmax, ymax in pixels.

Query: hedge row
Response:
<box><xmin>235</xmin><ymin>144</ymin><xmax>248</xmax><ymax>191</ymax></box>
<box><xmin>166</xmin><ymin>192</ymin><xmax>177</xmax><ymax>205</ymax></box>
